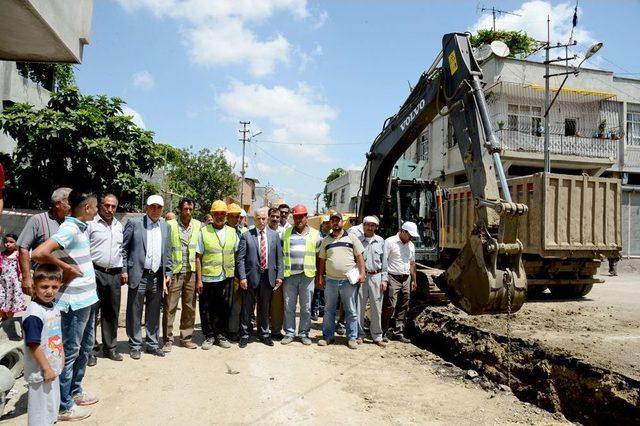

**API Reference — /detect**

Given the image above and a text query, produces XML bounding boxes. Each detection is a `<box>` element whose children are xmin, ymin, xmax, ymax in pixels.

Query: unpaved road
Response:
<box><xmin>2</xmin><ymin>321</ymin><xmax>563</xmax><ymax>425</ymax></box>
<box><xmin>444</xmin><ymin>261</ymin><xmax>640</xmax><ymax>381</ymax></box>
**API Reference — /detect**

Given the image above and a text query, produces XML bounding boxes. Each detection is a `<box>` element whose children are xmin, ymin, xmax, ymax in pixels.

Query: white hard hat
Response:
<box><xmin>401</xmin><ymin>221</ymin><xmax>419</xmax><ymax>238</ymax></box>
<box><xmin>363</xmin><ymin>215</ymin><xmax>379</xmax><ymax>225</ymax></box>
<box><xmin>240</xmin><ymin>208</ymin><xmax>247</xmax><ymax>218</ymax></box>
<box><xmin>146</xmin><ymin>195</ymin><xmax>164</xmax><ymax>207</ymax></box>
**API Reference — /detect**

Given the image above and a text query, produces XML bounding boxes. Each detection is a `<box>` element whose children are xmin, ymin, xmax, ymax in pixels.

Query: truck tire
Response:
<box><xmin>548</xmin><ymin>284</ymin><xmax>594</xmax><ymax>298</ymax></box>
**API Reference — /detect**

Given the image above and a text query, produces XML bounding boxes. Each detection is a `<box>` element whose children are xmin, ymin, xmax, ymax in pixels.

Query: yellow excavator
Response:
<box><xmin>357</xmin><ymin>33</ymin><xmax>528</xmax><ymax>315</ymax></box>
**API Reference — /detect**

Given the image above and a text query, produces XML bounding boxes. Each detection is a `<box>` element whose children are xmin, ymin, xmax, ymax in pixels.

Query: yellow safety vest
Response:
<box><xmin>168</xmin><ymin>219</ymin><xmax>201</xmax><ymax>274</ymax></box>
<box><xmin>283</xmin><ymin>226</ymin><xmax>319</xmax><ymax>278</ymax></box>
<box><xmin>201</xmin><ymin>225</ymin><xmax>237</xmax><ymax>277</ymax></box>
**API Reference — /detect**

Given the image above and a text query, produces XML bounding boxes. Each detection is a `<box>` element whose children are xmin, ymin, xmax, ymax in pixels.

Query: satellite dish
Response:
<box><xmin>490</xmin><ymin>40</ymin><xmax>510</xmax><ymax>58</ymax></box>
<box><xmin>475</xmin><ymin>44</ymin><xmax>494</xmax><ymax>62</ymax></box>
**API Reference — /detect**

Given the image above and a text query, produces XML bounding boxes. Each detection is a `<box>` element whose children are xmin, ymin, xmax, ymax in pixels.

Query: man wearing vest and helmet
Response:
<box><xmin>281</xmin><ymin>204</ymin><xmax>322</xmax><ymax>346</ymax></box>
<box><xmin>225</xmin><ymin>202</ymin><xmax>248</xmax><ymax>340</ymax></box>
<box><xmin>195</xmin><ymin>200</ymin><xmax>239</xmax><ymax>350</ymax></box>
<box><xmin>162</xmin><ymin>197</ymin><xmax>201</xmax><ymax>352</ymax></box>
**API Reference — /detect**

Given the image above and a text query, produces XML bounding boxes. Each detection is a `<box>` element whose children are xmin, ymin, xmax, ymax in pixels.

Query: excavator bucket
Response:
<box><xmin>436</xmin><ymin>227</ymin><xmax>526</xmax><ymax>315</ymax></box>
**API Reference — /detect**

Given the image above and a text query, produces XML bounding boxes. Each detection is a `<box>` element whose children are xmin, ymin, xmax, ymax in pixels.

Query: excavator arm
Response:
<box><xmin>359</xmin><ymin>33</ymin><xmax>528</xmax><ymax>315</ymax></box>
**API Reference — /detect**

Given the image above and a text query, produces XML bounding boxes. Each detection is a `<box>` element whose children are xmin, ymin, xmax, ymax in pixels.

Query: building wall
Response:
<box><xmin>325</xmin><ymin>169</ymin><xmax>362</xmax><ymax>213</ymax></box>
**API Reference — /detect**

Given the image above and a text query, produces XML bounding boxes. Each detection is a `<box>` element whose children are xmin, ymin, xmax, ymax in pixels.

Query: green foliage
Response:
<box><xmin>15</xmin><ymin>63</ymin><xmax>75</xmax><ymax>91</ymax></box>
<box><xmin>323</xmin><ymin>167</ymin><xmax>345</xmax><ymax>209</ymax></box>
<box><xmin>0</xmin><ymin>86</ymin><xmax>160</xmax><ymax>210</ymax></box>
<box><xmin>470</xmin><ymin>29</ymin><xmax>541</xmax><ymax>58</ymax></box>
<box><xmin>165</xmin><ymin>147</ymin><xmax>239</xmax><ymax>215</ymax></box>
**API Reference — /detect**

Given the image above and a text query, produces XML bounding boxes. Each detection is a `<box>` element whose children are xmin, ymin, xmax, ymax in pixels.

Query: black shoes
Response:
<box><xmin>145</xmin><ymin>347</ymin><xmax>165</xmax><ymax>357</ymax></box>
<box><xmin>130</xmin><ymin>350</ymin><xmax>141</xmax><ymax>360</ymax></box>
<box><xmin>239</xmin><ymin>337</ymin><xmax>249</xmax><ymax>348</ymax></box>
<box><xmin>104</xmin><ymin>350</ymin><xmax>123</xmax><ymax>362</ymax></box>
<box><xmin>87</xmin><ymin>354</ymin><xmax>97</xmax><ymax>367</ymax></box>
<box><xmin>271</xmin><ymin>331</ymin><xmax>284</xmax><ymax>340</ymax></box>
<box><xmin>260</xmin><ymin>337</ymin><xmax>275</xmax><ymax>346</ymax></box>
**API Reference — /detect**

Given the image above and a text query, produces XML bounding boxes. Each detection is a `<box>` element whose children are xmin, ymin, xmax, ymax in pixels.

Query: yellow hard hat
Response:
<box><xmin>227</xmin><ymin>203</ymin><xmax>241</xmax><ymax>214</ymax></box>
<box><xmin>210</xmin><ymin>200</ymin><xmax>228</xmax><ymax>213</ymax></box>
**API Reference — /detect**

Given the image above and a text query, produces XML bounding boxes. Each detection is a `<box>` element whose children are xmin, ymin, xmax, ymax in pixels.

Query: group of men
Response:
<box><xmin>16</xmin><ymin>187</ymin><xmax>419</xmax><ymax>419</ymax></box>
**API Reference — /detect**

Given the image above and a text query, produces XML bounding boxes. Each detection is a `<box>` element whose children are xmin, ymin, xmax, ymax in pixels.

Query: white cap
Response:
<box><xmin>240</xmin><ymin>208</ymin><xmax>247</xmax><ymax>218</ymax></box>
<box><xmin>146</xmin><ymin>195</ymin><xmax>164</xmax><ymax>207</ymax></box>
<box><xmin>322</xmin><ymin>215</ymin><xmax>330</xmax><ymax>222</ymax></box>
<box><xmin>401</xmin><ymin>221</ymin><xmax>419</xmax><ymax>237</ymax></box>
<box><xmin>363</xmin><ymin>215</ymin><xmax>379</xmax><ymax>225</ymax></box>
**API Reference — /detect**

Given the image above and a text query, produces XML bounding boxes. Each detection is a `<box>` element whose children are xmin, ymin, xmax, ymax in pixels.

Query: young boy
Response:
<box><xmin>23</xmin><ymin>264</ymin><xmax>65</xmax><ymax>426</ymax></box>
<box><xmin>32</xmin><ymin>190</ymin><xmax>99</xmax><ymax>421</ymax></box>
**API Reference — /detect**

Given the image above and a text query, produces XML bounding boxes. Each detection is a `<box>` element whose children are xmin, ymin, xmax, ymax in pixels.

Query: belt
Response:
<box><xmin>389</xmin><ymin>273</ymin><xmax>409</xmax><ymax>283</ymax></box>
<box><xmin>93</xmin><ymin>264</ymin><xmax>121</xmax><ymax>274</ymax></box>
<box><xmin>366</xmin><ymin>269</ymin><xmax>382</xmax><ymax>275</ymax></box>
<box><xmin>143</xmin><ymin>268</ymin><xmax>160</xmax><ymax>275</ymax></box>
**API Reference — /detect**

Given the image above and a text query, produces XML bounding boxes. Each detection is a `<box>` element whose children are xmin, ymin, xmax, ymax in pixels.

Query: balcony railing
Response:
<box><xmin>497</xmin><ymin>129</ymin><xmax>618</xmax><ymax>159</ymax></box>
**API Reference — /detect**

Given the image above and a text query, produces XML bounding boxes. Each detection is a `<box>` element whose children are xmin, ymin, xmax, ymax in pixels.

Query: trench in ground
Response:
<box><xmin>406</xmin><ymin>304</ymin><xmax>640</xmax><ymax>425</ymax></box>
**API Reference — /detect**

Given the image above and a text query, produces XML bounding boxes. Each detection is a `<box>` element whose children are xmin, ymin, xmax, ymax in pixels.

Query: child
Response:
<box><xmin>23</xmin><ymin>264</ymin><xmax>65</xmax><ymax>426</ymax></box>
<box><xmin>0</xmin><ymin>233</ymin><xmax>26</xmax><ymax>320</ymax></box>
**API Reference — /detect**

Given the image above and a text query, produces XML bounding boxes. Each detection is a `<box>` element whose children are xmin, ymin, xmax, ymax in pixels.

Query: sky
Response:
<box><xmin>75</xmin><ymin>0</ymin><xmax>639</xmax><ymax>210</ymax></box>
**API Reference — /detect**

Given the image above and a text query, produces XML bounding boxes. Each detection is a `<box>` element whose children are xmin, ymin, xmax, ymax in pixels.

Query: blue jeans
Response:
<box><xmin>60</xmin><ymin>303</ymin><xmax>96</xmax><ymax>411</ymax></box>
<box><xmin>322</xmin><ymin>278</ymin><xmax>358</xmax><ymax>341</ymax></box>
<box><xmin>283</xmin><ymin>273</ymin><xmax>315</xmax><ymax>337</ymax></box>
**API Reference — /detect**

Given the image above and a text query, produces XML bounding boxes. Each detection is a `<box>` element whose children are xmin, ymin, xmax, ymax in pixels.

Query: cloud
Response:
<box><xmin>297</xmin><ymin>43</ymin><xmax>323</xmax><ymax>72</ymax></box>
<box><xmin>116</xmin><ymin>0</ymin><xmax>324</xmax><ymax>76</ymax></box>
<box><xmin>132</xmin><ymin>70</ymin><xmax>155</xmax><ymax>90</ymax></box>
<box><xmin>470</xmin><ymin>1</ymin><xmax>596</xmax><ymax>60</ymax></box>
<box><xmin>216</xmin><ymin>80</ymin><xmax>337</xmax><ymax>158</ymax></box>
<box><xmin>121</xmin><ymin>105</ymin><xmax>145</xmax><ymax>129</ymax></box>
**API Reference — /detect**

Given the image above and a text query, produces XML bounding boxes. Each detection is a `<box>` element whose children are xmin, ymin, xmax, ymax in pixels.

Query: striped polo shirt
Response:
<box><xmin>318</xmin><ymin>230</ymin><xmax>365</xmax><ymax>280</ymax></box>
<box><xmin>289</xmin><ymin>227</ymin><xmax>323</xmax><ymax>275</ymax></box>
<box><xmin>52</xmin><ymin>216</ymin><xmax>98</xmax><ymax>312</ymax></box>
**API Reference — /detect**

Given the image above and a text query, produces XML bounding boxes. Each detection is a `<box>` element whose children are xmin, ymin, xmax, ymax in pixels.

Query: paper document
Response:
<box><xmin>346</xmin><ymin>267</ymin><xmax>360</xmax><ymax>285</ymax></box>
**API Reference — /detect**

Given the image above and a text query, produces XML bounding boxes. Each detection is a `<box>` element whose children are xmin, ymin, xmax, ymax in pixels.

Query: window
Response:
<box><xmin>507</xmin><ymin>103</ymin><xmax>542</xmax><ymax>136</ymax></box>
<box><xmin>628</xmin><ymin>112</ymin><xmax>640</xmax><ymax>146</ymax></box>
<box><xmin>418</xmin><ymin>133</ymin><xmax>429</xmax><ymax>160</ymax></box>
<box><xmin>332</xmin><ymin>192</ymin><xmax>337</xmax><ymax>206</ymax></box>
<box><xmin>565</xmin><ymin>119</ymin><xmax>577</xmax><ymax>137</ymax></box>
<box><xmin>340</xmin><ymin>188</ymin><xmax>345</xmax><ymax>203</ymax></box>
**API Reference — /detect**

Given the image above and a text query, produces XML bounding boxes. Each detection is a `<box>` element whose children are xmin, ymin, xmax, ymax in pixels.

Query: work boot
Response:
<box><xmin>180</xmin><ymin>340</ymin><xmax>198</xmax><ymax>350</ymax></box>
<box><xmin>162</xmin><ymin>341</ymin><xmax>172</xmax><ymax>353</ymax></box>
<box><xmin>281</xmin><ymin>336</ymin><xmax>294</xmax><ymax>345</ymax></box>
<box><xmin>347</xmin><ymin>340</ymin><xmax>358</xmax><ymax>350</ymax></box>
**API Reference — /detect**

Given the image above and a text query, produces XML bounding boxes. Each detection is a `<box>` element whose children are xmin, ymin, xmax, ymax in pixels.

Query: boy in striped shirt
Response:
<box><xmin>33</xmin><ymin>190</ymin><xmax>99</xmax><ymax>422</ymax></box>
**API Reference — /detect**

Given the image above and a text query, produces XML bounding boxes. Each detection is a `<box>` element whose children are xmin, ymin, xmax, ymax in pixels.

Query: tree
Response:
<box><xmin>16</xmin><ymin>63</ymin><xmax>75</xmax><ymax>91</ymax></box>
<box><xmin>470</xmin><ymin>29</ymin><xmax>541</xmax><ymax>58</ymax></box>
<box><xmin>323</xmin><ymin>168</ymin><xmax>345</xmax><ymax>209</ymax></box>
<box><xmin>0</xmin><ymin>86</ymin><xmax>160</xmax><ymax>210</ymax></box>
<box><xmin>165</xmin><ymin>147</ymin><xmax>239</xmax><ymax>216</ymax></box>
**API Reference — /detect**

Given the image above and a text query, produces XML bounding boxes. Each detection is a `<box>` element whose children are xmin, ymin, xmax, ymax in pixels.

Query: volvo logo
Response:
<box><xmin>400</xmin><ymin>99</ymin><xmax>425</xmax><ymax>132</ymax></box>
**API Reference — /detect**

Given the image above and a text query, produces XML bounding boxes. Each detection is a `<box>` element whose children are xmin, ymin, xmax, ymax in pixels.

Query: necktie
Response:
<box><xmin>260</xmin><ymin>230</ymin><xmax>267</xmax><ymax>270</ymax></box>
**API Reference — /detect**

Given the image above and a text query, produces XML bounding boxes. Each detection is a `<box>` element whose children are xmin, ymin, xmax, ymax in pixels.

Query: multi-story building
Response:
<box><xmin>406</xmin><ymin>53</ymin><xmax>640</xmax><ymax>255</ymax></box>
<box><xmin>325</xmin><ymin>169</ymin><xmax>362</xmax><ymax>214</ymax></box>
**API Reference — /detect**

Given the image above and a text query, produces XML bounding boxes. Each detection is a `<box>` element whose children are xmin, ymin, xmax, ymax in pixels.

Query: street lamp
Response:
<box><xmin>543</xmin><ymin>41</ymin><xmax>603</xmax><ymax>172</ymax></box>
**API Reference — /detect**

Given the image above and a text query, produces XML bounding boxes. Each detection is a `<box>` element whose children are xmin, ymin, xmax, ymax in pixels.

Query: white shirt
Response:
<box><xmin>276</xmin><ymin>222</ymin><xmax>291</xmax><ymax>239</ymax></box>
<box><xmin>87</xmin><ymin>215</ymin><xmax>124</xmax><ymax>268</ymax></box>
<box><xmin>144</xmin><ymin>216</ymin><xmax>162</xmax><ymax>272</ymax></box>
<box><xmin>383</xmin><ymin>234</ymin><xmax>415</xmax><ymax>275</ymax></box>
<box><xmin>257</xmin><ymin>227</ymin><xmax>269</xmax><ymax>268</ymax></box>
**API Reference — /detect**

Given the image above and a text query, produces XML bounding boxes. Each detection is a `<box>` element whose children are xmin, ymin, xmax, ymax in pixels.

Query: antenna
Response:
<box><xmin>480</xmin><ymin>6</ymin><xmax>522</xmax><ymax>31</ymax></box>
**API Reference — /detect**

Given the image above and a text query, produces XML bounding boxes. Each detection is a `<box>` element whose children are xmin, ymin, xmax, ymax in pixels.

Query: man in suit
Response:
<box><xmin>122</xmin><ymin>195</ymin><xmax>173</xmax><ymax>359</ymax></box>
<box><xmin>237</xmin><ymin>206</ymin><xmax>284</xmax><ymax>348</ymax></box>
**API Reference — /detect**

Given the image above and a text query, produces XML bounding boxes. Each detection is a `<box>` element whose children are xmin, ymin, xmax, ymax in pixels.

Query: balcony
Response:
<box><xmin>497</xmin><ymin>129</ymin><xmax>618</xmax><ymax>160</ymax></box>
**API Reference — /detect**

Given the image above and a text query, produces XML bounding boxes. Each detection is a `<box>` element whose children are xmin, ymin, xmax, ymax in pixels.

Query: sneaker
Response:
<box><xmin>317</xmin><ymin>339</ymin><xmax>330</xmax><ymax>346</ymax></box>
<box><xmin>72</xmin><ymin>391</ymin><xmax>99</xmax><ymax>406</ymax></box>
<box><xmin>201</xmin><ymin>337</ymin><xmax>216</xmax><ymax>350</ymax></box>
<box><xmin>356</xmin><ymin>337</ymin><xmax>363</xmax><ymax>345</ymax></box>
<box><xmin>347</xmin><ymin>340</ymin><xmax>358</xmax><ymax>350</ymax></box>
<box><xmin>162</xmin><ymin>341</ymin><xmax>172</xmax><ymax>353</ymax></box>
<box><xmin>130</xmin><ymin>349</ymin><xmax>141</xmax><ymax>360</ymax></box>
<box><xmin>239</xmin><ymin>337</ymin><xmax>249</xmax><ymax>348</ymax></box>
<box><xmin>271</xmin><ymin>331</ymin><xmax>284</xmax><ymax>340</ymax></box>
<box><xmin>336</xmin><ymin>323</ymin><xmax>346</xmax><ymax>336</ymax></box>
<box><xmin>217</xmin><ymin>337</ymin><xmax>231</xmax><ymax>349</ymax></box>
<box><xmin>310</xmin><ymin>312</ymin><xmax>318</xmax><ymax>321</ymax></box>
<box><xmin>180</xmin><ymin>340</ymin><xmax>198</xmax><ymax>350</ymax></box>
<box><xmin>300</xmin><ymin>336</ymin><xmax>312</xmax><ymax>346</ymax></box>
<box><xmin>87</xmin><ymin>354</ymin><xmax>97</xmax><ymax>367</ymax></box>
<box><xmin>280</xmin><ymin>336</ymin><xmax>294</xmax><ymax>345</ymax></box>
<box><xmin>374</xmin><ymin>339</ymin><xmax>387</xmax><ymax>348</ymax></box>
<box><xmin>58</xmin><ymin>405</ymin><xmax>92</xmax><ymax>422</ymax></box>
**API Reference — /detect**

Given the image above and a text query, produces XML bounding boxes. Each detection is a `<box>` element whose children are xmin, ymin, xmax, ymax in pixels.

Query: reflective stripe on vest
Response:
<box><xmin>283</xmin><ymin>226</ymin><xmax>318</xmax><ymax>278</ymax></box>
<box><xmin>201</xmin><ymin>225</ymin><xmax>237</xmax><ymax>277</ymax></box>
<box><xmin>168</xmin><ymin>219</ymin><xmax>201</xmax><ymax>274</ymax></box>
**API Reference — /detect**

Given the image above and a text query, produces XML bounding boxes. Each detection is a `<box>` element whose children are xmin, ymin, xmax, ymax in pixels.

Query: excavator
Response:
<box><xmin>357</xmin><ymin>33</ymin><xmax>528</xmax><ymax>315</ymax></box>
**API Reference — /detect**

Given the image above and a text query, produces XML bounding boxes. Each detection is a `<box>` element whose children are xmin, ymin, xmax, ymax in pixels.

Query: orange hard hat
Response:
<box><xmin>292</xmin><ymin>204</ymin><xmax>308</xmax><ymax>216</ymax></box>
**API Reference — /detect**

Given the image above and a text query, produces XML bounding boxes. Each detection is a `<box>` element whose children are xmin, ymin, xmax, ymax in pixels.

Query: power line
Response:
<box><xmin>253</xmin><ymin>140</ymin><xmax>367</xmax><ymax>146</ymax></box>
<box><xmin>251</xmin><ymin>142</ymin><xmax>325</xmax><ymax>181</ymax></box>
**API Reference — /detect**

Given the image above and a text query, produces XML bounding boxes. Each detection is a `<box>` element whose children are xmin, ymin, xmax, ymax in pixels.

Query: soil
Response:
<box><xmin>2</xmin><ymin>323</ymin><xmax>564</xmax><ymax>425</ymax></box>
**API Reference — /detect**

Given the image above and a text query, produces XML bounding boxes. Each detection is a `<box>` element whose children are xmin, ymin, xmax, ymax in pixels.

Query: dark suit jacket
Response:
<box><xmin>237</xmin><ymin>227</ymin><xmax>283</xmax><ymax>288</ymax></box>
<box><xmin>121</xmin><ymin>215</ymin><xmax>173</xmax><ymax>288</ymax></box>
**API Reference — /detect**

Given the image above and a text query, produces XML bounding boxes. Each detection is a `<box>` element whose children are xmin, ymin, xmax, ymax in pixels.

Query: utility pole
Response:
<box><xmin>544</xmin><ymin>16</ymin><xmax>551</xmax><ymax>173</ymax></box>
<box><xmin>239</xmin><ymin>121</ymin><xmax>250</xmax><ymax>208</ymax></box>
